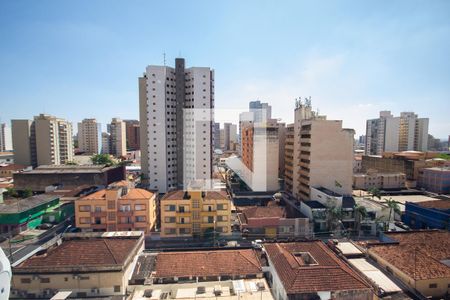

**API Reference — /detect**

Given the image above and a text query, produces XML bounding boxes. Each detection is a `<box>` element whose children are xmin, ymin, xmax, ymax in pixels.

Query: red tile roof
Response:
<box><xmin>17</xmin><ymin>238</ymin><xmax>140</xmax><ymax>269</ymax></box>
<box><xmin>264</xmin><ymin>242</ymin><xmax>371</xmax><ymax>294</ymax></box>
<box><xmin>0</xmin><ymin>164</ymin><xmax>26</xmax><ymax>171</ymax></box>
<box><xmin>155</xmin><ymin>249</ymin><xmax>262</xmax><ymax>278</ymax></box>
<box><xmin>369</xmin><ymin>230</ymin><xmax>450</xmax><ymax>280</ymax></box>
<box><xmin>162</xmin><ymin>190</ymin><xmax>228</xmax><ymax>201</ymax></box>
<box><xmin>243</xmin><ymin>206</ymin><xmax>286</xmax><ymax>219</ymax></box>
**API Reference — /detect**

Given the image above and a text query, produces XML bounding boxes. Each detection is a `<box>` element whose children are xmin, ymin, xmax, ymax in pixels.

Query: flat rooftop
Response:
<box><xmin>0</xmin><ymin>194</ymin><xmax>59</xmax><ymax>214</ymax></box>
<box><xmin>415</xmin><ymin>199</ymin><xmax>450</xmax><ymax>210</ymax></box>
<box><xmin>17</xmin><ymin>164</ymin><xmax>117</xmax><ymax>174</ymax></box>
<box><xmin>302</xmin><ymin>200</ymin><xmax>326</xmax><ymax>209</ymax></box>
<box><xmin>313</xmin><ymin>186</ymin><xmax>342</xmax><ymax>197</ymax></box>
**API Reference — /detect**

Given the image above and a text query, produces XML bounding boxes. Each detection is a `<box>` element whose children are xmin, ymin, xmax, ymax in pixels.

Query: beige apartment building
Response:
<box><xmin>284</xmin><ymin>124</ymin><xmax>295</xmax><ymax>195</ymax></box>
<box><xmin>353</xmin><ymin>170</ymin><xmax>406</xmax><ymax>190</ymax></box>
<box><xmin>75</xmin><ymin>181</ymin><xmax>156</xmax><ymax>233</ymax></box>
<box><xmin>160</xmin><ymin>190</ymin><xmax>231</xmax><ymax>238</ymax></box>
<box><xmin>12</xmin><ymin>114</ymin><xmax>74</xmax><ymax>167</ymax></box>
<box><xmin>286</xmin><ymin>98</ymin><xmax>354</xmax><ymax>201</ymax></box>
<box><xmin>108</xmin><ymin>118</ymin><xmax>126</xmax><ymax>157</ymax></box>
<box><xmin>77</xmin><ymin>118</ymin><xmax>101</xmax><ymax>154</ymax></box>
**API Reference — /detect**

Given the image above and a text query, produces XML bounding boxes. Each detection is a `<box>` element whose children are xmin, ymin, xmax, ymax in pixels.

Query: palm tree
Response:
<box><xmin>354</xmin><ymin>203</ymin><xmax>368</xmax><ymax>238</ymax></box>
<box><xmin>384</xmin><ymin>197</ymin><xmax>400</xmax><ymax>230</ymax></box>
<box><xmin>327</xmin><ymin>205</ymin><xmax>342</xmax><ymax>233</ymax></box>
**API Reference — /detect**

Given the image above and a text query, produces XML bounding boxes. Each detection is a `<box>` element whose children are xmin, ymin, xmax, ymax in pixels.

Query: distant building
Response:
<box><xmin>160</xmin><ymin>190</ymin><xmax>231</xmax><ymax>238</ymax></box>
<box><xmin>239</xmin><ymin>100</ymin><xmax>272</xmax><ymax>154</ymax></box>
<box><xmin>286</xmin><ymin>99</ymin><xmax>354</xmax><ymax>201</ymax></box>
<box><xmin>77</xmin><ymin>118</ymin><xmax>101</xmax><ymax>155</ymax></box>
<box><xmin>124</xmin><ymin>120</ymin><xmax>140</xmax><ymax>151</ymax></box>
<box><xmin>0</xmin><ymin>194</ymin><xmax>60</xmax><ymax>234</ymax></box>
<box><xmin>404</xmin><ymin>200</ymin><xmax>450</xmax><ymax>230</ymax></box>
<box><xmin>238</xmin><ymin>206</ymin><xmax>311</xmax><ymax>238</ymax></box>
<box><xmin>108</xmin><ymin>118</ymin><xmax>126</xmax><ymax>157</ymax></box>
<box><xmin>365</xmin><ymin>111</ymin><xmax>428</xmax><ymax>155</ymax></box>
<box><xmin>264</xmin><ymin>241</ymin><xmax>373</xmax><ymax>300</ymax></box>
<box><xmin>223</xmin><ymin>122</ymin><xmax>237</xmax><ymax>151</ymax></box>
<box><xmin>13</xmin><ymin>164</ymin><xmax>125</xmax><ymax>192</ymax></box>
<box><xmin>12</xmin><ymin>114</ymin><xmax>74</xmax><ymax>167</ymax></box>
<box><xmin>353</xmin><ymin>171</ymin><xmax>406</xmax><ymax>190</ymax></box>
<box><xmin>75</xmin><ymin>181</ymin><xmax>156</xmax><ymax>233</ymax></box>
<box><xmin>213</xmin><ymin>122</ymin><xmax>220</xmax><ymax>149</ymax></box>
<box><xmin>418</xmin><ymin>167</ymin><xmax>450</xmax><ymax>194</ymax></box>
<box><xmin>0</xmin><ymin>152</ymin><xmax>14</xmax><ymax>164</ymax></box>
<box><xmin>101</xmin><ymin>132</ymin><xmax>110</xmax><ymax>154</ymax></box>
<box><xmin>0</xmin><ymin>164</ymin><xmax>26</xmax><ymax>178</ymax></box>
<box><xmin>284</xmin><ymin>124</ymin><xmax>295</xmax><ymax>194</ymax></box>
<box><xmin>139</xmin><ymin>58</ymin><xmax>214</xmax><ymax>193</ymax></box>
<box><xmin>367</xmin><ymin>230</ymin><xmax>450</xmax><ymax>299</ymax></box>
<box><xmin>0</xmin><ymin>123</ymin><xmax>12</xmax><ymax>151</ymax></box>
<box><xmin>11</xmin><ymin>232</ymin><xmax>144</xmax><ymax>299</ymax></box>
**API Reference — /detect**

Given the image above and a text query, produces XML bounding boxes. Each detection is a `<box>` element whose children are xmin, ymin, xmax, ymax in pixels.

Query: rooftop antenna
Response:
<box><xmin>163</xmin><ymin>52</ymin><xmax>166</xmax><ymax>66</ymax></box>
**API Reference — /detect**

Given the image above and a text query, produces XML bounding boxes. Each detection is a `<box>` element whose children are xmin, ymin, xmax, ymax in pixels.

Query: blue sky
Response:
<box><xmin>1</xmin><ymin>0</ymin><xmax>449</xmax><ymax>138</ymax></box>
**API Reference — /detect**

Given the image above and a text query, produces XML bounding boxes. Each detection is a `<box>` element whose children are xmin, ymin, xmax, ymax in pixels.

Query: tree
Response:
<box><xmin>5</xmin><ymin>187</ymin><xmax>18</xmax><ymax>198</ymax></box>
<box><xmin>326</xmin><ymin>205</ymin><xmax>342</xmax><ymax>233</ymax></box>
<box><xmin>368</xmin><ymin>187</ymin><xmax>381</xmax><ymax>200</ymax></box>
<box><xmin>22</xmin><ymin>188</ymin><xmax>33</xmax><ymax>198</ymax></box>
<box><xmin>354</xmin><ymin>203</ymin><xmax>368</xmax><ymax>238</ymax></box>
<box><xmin>91</xmin><ymin>154</ymin><xmax>115</xmax><ymax>166</ymax></box>
<box><xmin>384</xmin><ymin>197</ymin><xmax>400</xmax><ymax>230</ymax></box>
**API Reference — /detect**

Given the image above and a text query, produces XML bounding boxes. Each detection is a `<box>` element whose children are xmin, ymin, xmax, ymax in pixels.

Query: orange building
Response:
<box><xmin>75</xmin><ymin>181</ymin><xmax>156</xmax><ymax>233</ymax></box>
<box><xmin>241</xmin><ymin>125</ymin><xmax>254</xmax><ymax>171</ymax></box>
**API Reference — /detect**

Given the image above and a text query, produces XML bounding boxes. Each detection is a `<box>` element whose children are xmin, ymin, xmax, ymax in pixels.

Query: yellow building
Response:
<box><xmin>160</xmin><ymin>190</ymin><xmax>231</xmax><ymax>238</ymax></box>
<box><xmin>75</xmin><ymin>181</ymin><xmax>156</xmax><ymax>233</ymax></box>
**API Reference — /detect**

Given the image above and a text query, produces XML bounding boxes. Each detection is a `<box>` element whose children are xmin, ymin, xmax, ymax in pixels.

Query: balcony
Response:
<box><xmin>118</xmin><ymin>211</ymin><xmax>133</xmax><ymax>217</ymax></box>
<box><xmin>91</xmin><ymin>211</ymin><xmax>107</xmax><ymax>218</ymax></box>
<box><xmin>90</xmin><ymin>223</ymin><xmax>107</xmax><ymax>230</ymax></box>
<box><xmin>117</xmin><ymin>223</ymin><xmax>133</xmax><ymax>229</ymax></box>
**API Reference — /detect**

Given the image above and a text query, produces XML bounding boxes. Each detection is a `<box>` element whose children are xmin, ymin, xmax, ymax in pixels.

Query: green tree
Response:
<box><xmin>384</xmin><ymin>197</ymin><xmax>401</xmax><ymax>230</ymax></box>
<box><xmin>5</xmin><ymin>187</ymin><xmax>18</xmax><ymax>198</ymax></box>
<box><xmin>326</xmin><ymin>205</ymin><xmax>342</xmax><ymax>233</ymax></box>
<box><xmin>22</xmin><ymin>188</ymin><xmax>33</xmax><ymax>198</ymax></box>
<box><xmin>368</xmin><ymin>187</ymin><xmax>381</xmax><ymax>200</ymax></box>
<box><xmin>354</xmin><ymin>203</ymin><xmax>368</xmax><ymax>237</ymax></box>
<box><xmin>91</xmin><ymin>154</ymin><xmax>115</xmax><ymax>166</ymax></box>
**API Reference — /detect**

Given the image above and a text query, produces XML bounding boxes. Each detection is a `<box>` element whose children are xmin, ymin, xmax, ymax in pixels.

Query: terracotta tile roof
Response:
<box><xmin>16</xmin><ymin>238</ymin><xmax>139</xmax><ymax>269</ymax></box>
<box><xmin>264</xmin><ymin>242</ymin><xmax>371</xmax><ymax>294</ymax></box>
<box><xmin>0</xmin><ymin>164</ymin><xmax>26</xmax><ymax>171</ymax></box>
<box><xmin>369</xmin><ymin>230</ymin><xmax>450</xmax><ymax>280</ymax></box>
<box><xmin>416</xmin><ymin>200</ymin><xmax>450</xmax><ymax>210</ymax></box>
<box><xmin>154</xmin><ymin>249</ymin><xmax>262</xmax><ymax>278</ymax></box>
<box><xmin>161</xmin><ymin>190</ymin><xmax>228</xmax><ymax>201</ymax></box>
<box><xmin>242</xmin><ymin>206</ymin><xmax>286</xmax><ymax>219</ymax></box>
<box><xmin>80</xmin><ymin>187</ymin><xmax>154</xmax><ymax>201</ymax></box>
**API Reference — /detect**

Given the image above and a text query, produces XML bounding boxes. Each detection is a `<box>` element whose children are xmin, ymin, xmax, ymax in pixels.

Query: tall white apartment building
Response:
<box><xmin>285</xmin><ymin>98</ymin><xmax>354</xmax><ymax>200</ymax></box>
<box><xmin>139</xmin><ymin>58</ymin><xmax>214</xmax><ymax>193</ymax></box>
<box><xmin>108</xmin><ymin>118</ymin><xmax>126</xmax><ymax>157</ymax></box>
<box><xmin>238</xmin><ymin>100</ymin><xmax>272</xmax><ymax>154</ymax></box>
<box><xmin>12</xmin><ymin>114</ymin><xmax>74</xmax><ymax>167</ymax></box>
<box><xmin>77</xmin><ymin>118</ymin><xmax>101</xmax><ymax>155</ymax></box>
<box><xmin>0</xmin><ymin>123</ymin><xmax>13</xmax><ymax>151</ymax></box>
<box><xmin>101</xmin><ymin>132</ymin><xmax>111</xmax><ymax>154</ymax></box>
<box><xmin>365</xmin><ymin>111</ymin><xmax>428</xmax><ymax>155</ymax></box>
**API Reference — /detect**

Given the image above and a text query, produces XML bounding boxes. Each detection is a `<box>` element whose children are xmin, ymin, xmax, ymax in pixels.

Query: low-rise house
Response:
<box><xmin>238</xmin><ymin>206</ymin><xmax>311</xmax><ymax>238</ymax></box>
<box><xmin>0</xmin><ymin>164</ymin><xmax>26</xmax><ymax>178</ymax></box>
<box><xmin>367</xmin><ymin>230</ymin><xmax>450</xmax><ymax>299</ymax></box>
<box><xmin>353</xmin><ymin>170</ymin><xmax>406</xmax><ymax>190</ymax></box>
<box><xmin>75</xmin><ymin>181</ymin><xmax>156</xmax><ymax>233</ymax></box>
<box><xmin>11</xmin><ymin>231</ymin><xmax>144</xmax><ymax>299</ymax></box>
<box><xmin>403</xmin><ymin>199</ymin><xmax>450</xmax><ymax>230</ymax></box>
<box><xmin>0</xmin><ymin>194</ymin><xmax>60</xmax><ymax>234</ymax></box>
<box><xmin>264</xmin><ymin>241</ymin><xmax>373</xmax><ymax>300</ymax></box>
<box><xmin>354</xmin><ymin>197</ymin><xmax>391</xmax><ymax>235</ymax></box>
<box><xmin>153</xmin><ymin>249</ymin><xmax>263</xmax><ymax>283</ymax></box>
<box><xmin>160</xmin><ymin>190</ymin><xmax>231</xmax><ymax>238</ymax></box>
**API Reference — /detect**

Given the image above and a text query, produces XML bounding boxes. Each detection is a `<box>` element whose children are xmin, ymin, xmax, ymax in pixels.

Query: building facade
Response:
<box><xmin>288</xmin><ymin>99</ymin><xmax>354</xmax><ymax>201</ymax></box>
<box><xmin>124</xmin><ymin>120</ymin><xmax>140</xmax><ymax>151</ymax></box>
<box><xmin>75</xmin><ymin>182</ymin><xmax>156</xmax><ymax>233</ymax></box>
<box><xmin>353</xmin><ymin>171</ymin><xmax>406</xmax><ymax>190</ymax></box>
<box><xmin>418</xmin><ymin>167</ymin><xmax>450</xmax><ymax>194</ymax></box>
<box><xmin>77</xmin><ymin>118</ymin><xmax>101</xmax><ymax>155</ymax></box>
<box><xmin>139</xmin><ymin>58</ymin><xmax>214</xmax><ymax>193</ymax></box>
<box><xmin>108</xmin><ymin>118</ymin><xmax>127</xmax><ymax>157</ymax></box>
<box><xmin>12</xmin><ymin>114</ymin><xmax>74</xmax><ymax>167</ymax></box>
<box><xmin>365</xmin><ymin>111</ymin><xmax>429</xmax><ymax>155</ymax></box>
<box><xmin>0</xmin><ymin>123</ymin><xmax>13</xmax><ymax>151</ymax></box>
<box><xmin>160</xmin><ymin>190</ymin><xmax>231</xmax><ymax>238</ymax></box>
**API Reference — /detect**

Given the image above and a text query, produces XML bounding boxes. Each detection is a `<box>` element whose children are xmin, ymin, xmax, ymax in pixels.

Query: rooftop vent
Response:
<box><xmin>197</xmin><ymin>286</ymin><xmax>206</xmax><ymax>294</ymax></box>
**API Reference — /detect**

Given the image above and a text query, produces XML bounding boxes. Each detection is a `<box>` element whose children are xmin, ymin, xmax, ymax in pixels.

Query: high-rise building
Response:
<box><xmin>12</xmin><ymin>114</ymin><xmax>74</xmax><ymax>167</ymax></box>
<box><xmin>77</xmin><ymin>118</ymin><xmax>101</xmax><ymax>155</ymax></box>
<box><xmin>0</xmin><ymin>123</ymin><xmax>13</xmax><ymax>151</ymax></box>
<box><xmin>124</xmin><ymin>120</ymin><xmax>140</xmax><ymax>151</ymax></box>
<box><xmin>239</xmin><ymin>100</ymin><xmax>272</xmax><ymax>153</ymax></box>
<box><xmin>213</xmin><ymin>122</ymin><xmax>220</xmax><ymax>150</ymax></box>
<box><xmin>107</xmin><ymin>118</ymin><xmax>126</xmax><ymax>157</ymax></box>
<box><xmin>101</xmin><ymin>132</ymin><xmax>111</xmax><ymax>154</ymax></box>
<box><xmin>139</xmin><ymin>58</ymin><xmax>214</xmax><ymax>193</ymax></box>
<box><xmin>222</xmin><ymin>123</ymin><xmax>237</xmax><ymax>151</ymax></box>
<box><xmin>365</xmin><ymin>111</ymin><xmax>428</xmax><ymax>155</ymax></box>
<box><xmin>285</xmin><ymin>99</ymin><xmax>354</xmax><ymax>200</ymax></box>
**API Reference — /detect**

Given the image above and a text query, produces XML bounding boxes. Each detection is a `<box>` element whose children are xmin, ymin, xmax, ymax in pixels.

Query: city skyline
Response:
<box><xmin>1</xmin><ymin>1</ymin><xmax>450</xmax><ymax>138</ymax></box>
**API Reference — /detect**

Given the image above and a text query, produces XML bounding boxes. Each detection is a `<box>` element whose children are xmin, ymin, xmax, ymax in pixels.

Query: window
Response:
<box><xmin>217</xmin><ymin>215</ymin><xmax>227</xmax><ymax>222</ymax></box>
<box><xmin>179</xmin><ymin>228</ymin><xmax>191</xmax><ymax>234</ymax></box>
<box><xmin>40</xmin><ymin>278</ymin><xmax>50</xmax><ymax>283</ymax></box>
<box><xmin>107</xmin><ymin>201</ymin><xmax>115</xmax><ymax>209</ymax></box>
<box><xmin>135</xmin><ymin>204</ymin><xmax>146</xmax><ymax>211</ymax></box>
<box><xmin>164</xmin><ymin>217</ymin><xmax>176</xmax><ymax>223</ymax></box>
<box><xmin>119</xmin><ymin>205</ymin><xmax>131</xmax><ymax>212</ymax></box>
<box><xmin>114</xmin><ymin>286</ymin><xmax>121</xmax><ymax>293</ymax></box>
<box><xmin>165</xmin><ymin>205</ymin><xmax>176</xmax><ymax>211</ymax></box>
<box><xmin>79</xmin><ymin>217</ymin><xmax>90</xmax><ymax>224</ymax></box>
<box><xmin>94</xmin><ymin>206</ymin><xmax>102</xmax><ymax>212</ymax></box>
<box><xmin>94</xmin><ymin>217</ymin><xmax>102</xmax><ymax>225</ymax></box>
<box><xmin>165</xmin><ymin>228</ymin><xmax>176</xmax><ymax>234</ymax></box>
<box><xmin>429</xmin><ymin>283</ymin><xmax>437</xmax><ymax>288</ymax></box>
<box><xmin>207</xmin><ymin>216</ymin><xmax>214</xmax><ymax>223</ymax></box>
<box><xmin>135</xmin><ymin>216</ymin><xmax>146</xmax><ymax>222</ymax></box>
<box><xmin>217</xmin><ymin>204</ymin><xmax>227</xmax><ymax>210</ymax></box>
<box><xmin>178</xmin><ymin>206</ymin><xmax>185</xmax><ymax>213</ymax></box>
<box><xmin>20</xmin><ymin>278</ymin><xmax>31</xmax><ymax>284</ymax></box>
<box><xmin>79</xmin><ymin>205</ymin><xmax>91</xmax><ymax>212</ymax></box>
<box><xmin>108</xmin><ymin>212</ymin><xmax>116</xmax><ymax>221</ymax></box>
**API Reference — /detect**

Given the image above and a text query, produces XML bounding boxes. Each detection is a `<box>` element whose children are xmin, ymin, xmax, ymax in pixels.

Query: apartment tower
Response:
<box><xmin>139</xmin><ymin>58</ymin><xmax>214</xmax><ymax>193</ymax></box>
<box><xmin>12</xmin><ymin>114</ymin><xmax>74</xmax><ymax>167</ymax></box>
<box><xmin>0</xmin><ymin>123</ymin><xmax>13</xmax><ymax>151</ymax></box>
<box><xmin>77</xmin><ymin>118</ymin><xmax>101</xmax><ymax>155</ymax></box>
<box><xmin>124</xmin><ymin>120</ymin><xmax>140</xmax><ymax>151</ymax></box>
<box><xmin>108</xmin><ymin>118</ymin><xmax>126</xmax><ymax>157</ymax></box>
